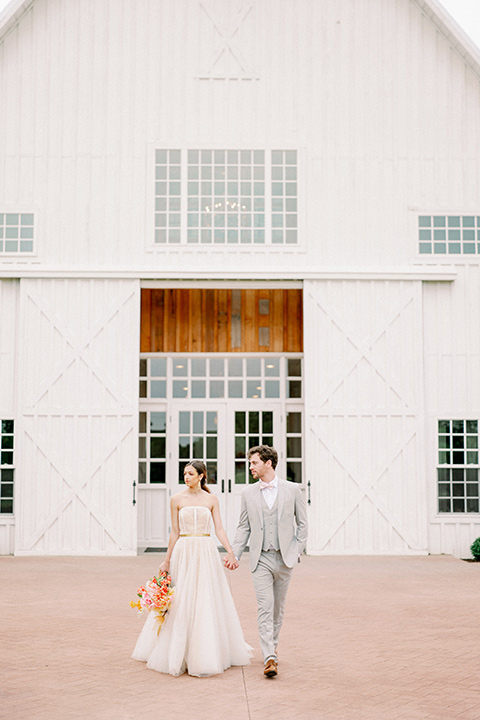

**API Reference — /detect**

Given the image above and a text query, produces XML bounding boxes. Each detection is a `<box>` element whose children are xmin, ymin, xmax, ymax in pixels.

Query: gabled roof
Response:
<box><xmin>1</xmin><ymin>0</ymin><xmax>480</xmax><ymax>80</ymax></box>
<box><xmin>0</xmin><ymin>0</ymin><xmax>33</xmax><ymax>43</ymax></box>
<box><xmin>417</xmin><ymin>0</ymin><xmax>480</xmax><ymax>78</ymax></box>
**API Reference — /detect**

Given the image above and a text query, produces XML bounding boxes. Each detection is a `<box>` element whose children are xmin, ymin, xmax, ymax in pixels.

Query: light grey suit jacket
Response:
<box><xmin>232</xmin><ymin>478</ymin><xmax>308</xmax><ymax>572</ymax></box>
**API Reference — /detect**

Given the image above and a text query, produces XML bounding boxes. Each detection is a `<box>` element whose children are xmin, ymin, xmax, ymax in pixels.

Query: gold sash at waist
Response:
<box><xmin>180</xmin><ymin>533</ymin><xmax>210</xmax><ymax>537</ymax></box>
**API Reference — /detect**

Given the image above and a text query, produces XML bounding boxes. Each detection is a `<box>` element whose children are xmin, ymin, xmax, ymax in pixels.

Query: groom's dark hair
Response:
<box><xmin>247</xmin><ymin>445</ymin><xmax>278</xmax><ymax>469</ymax></box>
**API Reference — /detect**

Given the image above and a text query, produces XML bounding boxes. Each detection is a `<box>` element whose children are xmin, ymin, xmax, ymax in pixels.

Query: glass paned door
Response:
<box><xmin>224</xmin><ymin>404</ymin><xmax>282</xmax><ymax>537</ymax></box>
<box><xmin>171</xmin><ymin>404</ymin><xmax>281</xmax><ymax>540</ymax></box>
<box><xmin>233</xmin><ymin>409</ymin><xmax>275</xmax><ymax>485</ymax></box>
<box><xmin>173</xmin><ymin>405</ymin><xmax>225</xmax><ymax>494</ymax></box>
<box><xmin>171</xmin><ymin>405</ymin><xmax>227</xmax><ymax>538</ymax></box>
<box><xmin>138</xmin><ymin>354</ymin><xmax>304</xmax><ymax>549</ymax></box>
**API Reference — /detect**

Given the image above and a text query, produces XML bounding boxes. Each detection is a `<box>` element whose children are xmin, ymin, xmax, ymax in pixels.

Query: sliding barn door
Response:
<box><xmin>304</xmin><ymin>279</ymin><xmax>427</xmax><ymax>555</ymax></box>
<box><xmin>15</xmin><ymin>279</ymin><xmax>140</xmax><ymax>555</ymax></box>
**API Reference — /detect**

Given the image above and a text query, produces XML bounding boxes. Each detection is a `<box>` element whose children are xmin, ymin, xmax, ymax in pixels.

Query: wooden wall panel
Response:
<box><xmin>151</xmin><ymin>289</ymin><xmax>164</xmax><ymax>353</ymax></box>
<box><xmin>217</xmin><ymin>290</ymin><xmax>229</xmax><ymax>351</ymax></box>
<box><xmin>140</xmin><ymin>289</ymin><xmax>151</xmax><ymax>353</ymax></box>
<box><xmin>140</xmin><ymin>288</ymin><xmax>303</xmax><ymax>353</ymax></box>
<box><xmin>271</xmin><ymin>290</ymin><xmax>285</xmax><ymax>352</ymax></box>
<box><xmin>284</xmin><ymin>289</ymin><xmax>303</xmax><ymax>352</ymax></box>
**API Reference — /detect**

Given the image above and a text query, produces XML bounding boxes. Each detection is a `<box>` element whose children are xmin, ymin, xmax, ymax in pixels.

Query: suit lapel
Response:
<box><xmin>277</xmin><ymin>478</ymin><xmax>285</xmax><ymax>518</ymax></box>
<box><xmin>253</xmin><ymin>482</ymin><xmax>263</xmax><ymax>524</ymax></box>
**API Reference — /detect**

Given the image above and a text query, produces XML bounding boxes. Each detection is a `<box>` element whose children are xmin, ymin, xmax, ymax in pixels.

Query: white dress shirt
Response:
<box><xmin>260</xmin><ymin>475</ymin><xmax>278</xmax><ymax>509</ymax></box>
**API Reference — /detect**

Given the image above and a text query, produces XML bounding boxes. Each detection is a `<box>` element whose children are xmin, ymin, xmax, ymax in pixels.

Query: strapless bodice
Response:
<box><xmin>179</xmin><ymin>506</ymin><xmax>212</xmax><ymax>535</ymax></box>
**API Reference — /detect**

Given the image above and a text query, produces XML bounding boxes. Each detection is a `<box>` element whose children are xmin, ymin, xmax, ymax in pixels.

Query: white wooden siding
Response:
<box><xmin>424</xmin><ymin>265</ymin><xmax>480</xmax><ymax>557</ymax></box>
<box><xmin>0</xmin><ymin>279</ymin><xmax>18</xmax><ymax>554</ymax></box>
<box><xmin>304</xmin><ymin>279</ymin><xmax>427</xmax><ymax>555</ymax></box>
<box><xmin>0</xmin><ymin>0</ymin><xmax>479</xmax><ymax>273</ymax></box>
<box><xmin>0</xmin><ymin>279</ymin><xmax>18</xmax><ymax>412</ymax></box>
<box><xmin>15</xmin><ymin>279</ymin><xmax>140</xmax><ymax>555</ymax></box>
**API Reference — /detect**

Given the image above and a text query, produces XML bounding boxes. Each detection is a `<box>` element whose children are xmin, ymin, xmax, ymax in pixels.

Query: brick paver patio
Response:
<box><xmin>1</xmin><ymin>554</ymin><xmax>480</xmax><ymax>720</ymax></box>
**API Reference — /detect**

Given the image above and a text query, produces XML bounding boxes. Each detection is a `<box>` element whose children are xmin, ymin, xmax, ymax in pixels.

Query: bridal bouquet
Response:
<box><xmin>130</xmin><ymin>571</ymin><xmax>175</xmax><ymax>634</ymax></box>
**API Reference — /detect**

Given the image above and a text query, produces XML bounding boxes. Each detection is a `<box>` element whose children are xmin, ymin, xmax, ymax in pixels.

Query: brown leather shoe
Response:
<box><xmin>264</xmin><ymin>658</ymin><xmax>278</xmax><ymax>677</ymax></box>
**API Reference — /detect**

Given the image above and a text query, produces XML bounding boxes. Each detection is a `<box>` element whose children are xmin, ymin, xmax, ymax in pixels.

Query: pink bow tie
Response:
<box><xmin>260</xmin><ymin>480</ymin><xmax>275</xmax><ymax>490</ymax></box>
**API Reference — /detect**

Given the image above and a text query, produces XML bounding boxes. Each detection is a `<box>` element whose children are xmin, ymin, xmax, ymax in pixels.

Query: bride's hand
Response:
<box><xmin>225</xmin><ymin>551</ymin><xmax>238</xmax><ymax>570</ymax></box>
<box><xmin>159</xmin><ymin>560</ymin><xmax>170</xmax><ymax>573</ymax></box>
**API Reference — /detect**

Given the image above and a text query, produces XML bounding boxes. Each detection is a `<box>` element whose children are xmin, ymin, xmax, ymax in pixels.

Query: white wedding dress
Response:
<box><xmin>132</xmin><ymin>505</ymin><xmax>252</xmax><ymax>677</ymax></box>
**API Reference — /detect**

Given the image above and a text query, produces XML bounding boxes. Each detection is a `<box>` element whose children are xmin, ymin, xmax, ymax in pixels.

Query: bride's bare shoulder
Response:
<box><xmin>170</xmin><ymin>492</ymin><xmax>188</xmax><ymax>507</ymax></box>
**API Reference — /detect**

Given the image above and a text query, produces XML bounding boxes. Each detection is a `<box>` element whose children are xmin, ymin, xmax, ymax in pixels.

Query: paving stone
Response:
<box><xmin>1</xmin><ymin>555</ymin><xmax>480</xmax><ymax>719</ymax></box>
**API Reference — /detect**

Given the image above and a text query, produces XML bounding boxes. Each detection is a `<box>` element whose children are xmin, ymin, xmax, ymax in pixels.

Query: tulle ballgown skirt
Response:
<box><xmin>131</xmin><ymin>536</ymin><xmax>252</xmax><ymax>677</ymax></box>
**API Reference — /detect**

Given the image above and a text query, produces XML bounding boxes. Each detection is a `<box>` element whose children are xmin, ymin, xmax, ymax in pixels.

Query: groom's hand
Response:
<box><xmin>223</xmin><ymin>556</ymin><xmax>239</xmax><ymax>570</ymax></box>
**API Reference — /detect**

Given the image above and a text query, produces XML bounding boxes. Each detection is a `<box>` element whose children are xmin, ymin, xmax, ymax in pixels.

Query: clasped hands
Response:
<box><xmin>224</xmin><ymin>551</ymin><xmax>239</xmax><ymax>571</ymax></box>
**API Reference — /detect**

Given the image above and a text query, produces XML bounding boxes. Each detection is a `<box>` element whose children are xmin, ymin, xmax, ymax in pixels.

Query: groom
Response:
<box><xmin>225</xmin><ymin>445</ymin><xmax>308</xmax><ymax>677</ymax></box>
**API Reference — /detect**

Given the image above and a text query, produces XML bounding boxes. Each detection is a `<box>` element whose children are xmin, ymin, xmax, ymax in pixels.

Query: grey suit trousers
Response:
<box><xmin>252</xmin><ymin>548</ymin><xmax>293</xmax><ymax>662</ymax></box>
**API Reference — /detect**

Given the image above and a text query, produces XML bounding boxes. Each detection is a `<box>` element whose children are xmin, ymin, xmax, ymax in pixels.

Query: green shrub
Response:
<box><xmin>471</xmin><ymin>537</ymin><xmax>480</xmax><ymax>560</ymax></box>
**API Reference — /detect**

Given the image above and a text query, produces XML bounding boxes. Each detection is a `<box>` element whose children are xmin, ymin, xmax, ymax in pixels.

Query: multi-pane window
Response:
<box><xmin>154</xmin><ymin>150</ymin><xmax>298</xmax><ymax>245</ymax></box>
<box><xmin>138</xmin><ymin>411</ymin><xmax>167</xmax><ymax>485</ymax></box>
<box><xmin>0</xmin><ymin>214</ymin><xmax>34</xmax><ymax>253</ymax></box>
<box><xmin>139</xmin><ymin>358</ymin><xmax>167</xmax><ymax>399</ymax></box>
<box><xmin>155</xmin><ymin>150</ymin><xmax>181</xmax><ymax>244</ymax></box>
<box><xmin>187</xmin><ymin>149</ymin><xmax>265</xmax><ymax>245</ymax></box>
<box><xmin>272</xmin><ymin>151</ymin><xmax>298</xmax><ymax>244</ymax></box>
<box><xmin>437</xmin><ymin>420</ymin><xmax>479</xmax><ymax>513</ymax></box>
<box><xmin>1</xmin><ymin>420</ymin><xmax>14</xmax><ymax>514</ymax></box>
<box><xmin>286</xmin><ymin>412</ymin><xmax>302</xmax><ymax>483</ymax></box>
<box><xmin>139</xmin><ymin>356</ymin><xmax>301</xmax><ymax>400</ymax></box>
<box><xmin>234</xmin><ymin>411</ymin><xmax>274</xmax><ymax>484</ymax></box>
<box><xmin>286</xmin><ymin>358</ymin><xmax>302</xmax><ymax>399</ymax></box>
<box><xmin>419</xmin><ymin>216</ymin><xmax>480</xmax><ymax>255</ymax></box>
<box><xmin>178</xmin><ymin>411</ymin><xmax>218</xmax><ymax>484</ymax></box>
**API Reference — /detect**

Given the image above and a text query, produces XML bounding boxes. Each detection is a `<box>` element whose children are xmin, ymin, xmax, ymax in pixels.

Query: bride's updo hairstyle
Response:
<box><xmin>185</xmin><ymin>460</ymin><xmax>210</xmax><ymax>493</ymax></box>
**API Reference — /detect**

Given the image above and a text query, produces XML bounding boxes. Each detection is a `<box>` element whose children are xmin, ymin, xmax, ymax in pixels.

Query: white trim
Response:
<box><xmin>414</xmin><ymin>0</ymin><xmax>480</xmax><ymax>77</ymax></box>
<box><xmin>0</xmin><ymin>267</ymin><xmax>458</xmax><ymax>281</ymax></box>
<box><xmin>141</xmin><ymin>280</ymin><xmax>304</xmax><ymax>289</ymax></box>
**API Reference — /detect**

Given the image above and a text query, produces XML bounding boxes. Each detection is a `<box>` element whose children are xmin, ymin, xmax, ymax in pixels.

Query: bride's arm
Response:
<box><xmin>211</xmin><ymin>496</ymin><xmax>237</xmax><ymax>568</ymax></box>
<box><xmin>159</xmin><ymin>497</ymin><xmax>180</xmax><ymax>573</ymax></box>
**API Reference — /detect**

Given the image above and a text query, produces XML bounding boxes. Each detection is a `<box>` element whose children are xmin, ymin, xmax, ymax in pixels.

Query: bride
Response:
<box><xmin>131</xmin><ymin>460</ymin><xmax>252</xmax><ymax>677</ymax></box>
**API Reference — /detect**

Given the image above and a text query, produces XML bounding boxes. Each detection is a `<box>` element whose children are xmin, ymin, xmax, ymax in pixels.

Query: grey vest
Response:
<box><xmin>262</xmin><ymin>494</ymin><xmax>280</xmax><ymax>551</ymax></box>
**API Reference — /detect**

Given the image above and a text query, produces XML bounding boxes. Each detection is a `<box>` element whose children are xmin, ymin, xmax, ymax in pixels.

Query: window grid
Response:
<box><xmin>139</xmin><ymin>355</ymin><xmax>302</xmax><ymax>400</ymax></box>
<box><xmin>155</xmin><ymin>150</ymin><xmax>182</xmax><ymax>244</ymax></box>
<box><xmin>178</xmin><ymin>410</ymin><xmax>218</xmax><ymax>484</ymax></box>
<box><xmin>272</xmin><ymin>150</ymin><xmax>298</xmax><ymax>244</ymax></box>
<box><xmin>138</xmin><ymin>410</ymin><xmax>167</xmax><ymax>485</ymax></box>
<box><xmin>286</xmin><ymin>411</ymin><xmax>302</xmax><ymax>484</ymax></box>
<box><xmin>419</xmin><ymin>215</ymin><xmax>480</xmax><ymax>255</ymax></box>
<box><xmin>186</xmin><ymin>149</ymin><xmax>266</xmax><ymax>245</ymax></box>
<box><xmin>0</xmin><ymin>214</ymin><xmax>34</xmax><ymax>253</ymax></box>
<box><xmin>437</xmin><ymin>419</ymin><xmax>479</xmax><ymax>513</ymax></box>
<box><xmin>139</xmin><ymin>357</ymin><xmax>167</xmax><ymax>399</ymax></box>
<box><xmin>286</xmin><ymin>357</ymin><xmax>302</xmax><ymax>399</ymax></box>
<box><xmin>234</xmin><ymin>411</ymin><xmax>274</xmax><ymax>484</ymax></box>
<box><xmin>154</xmin><ymin>149</ymin><xmax>298</xmax><ymax>245</ymax></box>
<box><xmin>1</xmin><ymin>420</ymin><xmax>14</xmax><ymax>514</ymax></box>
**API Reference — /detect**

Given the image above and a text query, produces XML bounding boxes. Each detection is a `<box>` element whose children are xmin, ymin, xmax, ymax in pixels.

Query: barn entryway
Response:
<box><xmin>136</xmin><ymin>286</ymin><xmax>304</xmax><ymax>548</ymax></box>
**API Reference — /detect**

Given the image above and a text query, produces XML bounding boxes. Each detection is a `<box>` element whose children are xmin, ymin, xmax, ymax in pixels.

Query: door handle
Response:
<box><xmin>228</xmin><ymin>478</ymin><xmax>231</xmax><ymax>493</ymax></box>
<box><xmin>221</xmin><ymin>478</ymin><xmax>225</xmax><ymax>493</ymax></box>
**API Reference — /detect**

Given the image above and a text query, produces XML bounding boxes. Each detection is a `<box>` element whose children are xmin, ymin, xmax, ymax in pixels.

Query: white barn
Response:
<box><xmin>0</xmin><ymin>0</ymin><xmax>479</xmax><ymax>558</ymax></box>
